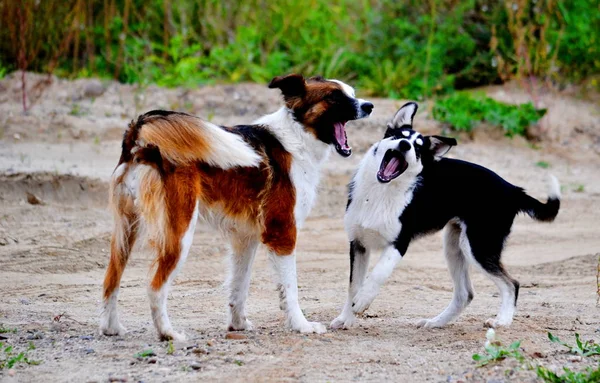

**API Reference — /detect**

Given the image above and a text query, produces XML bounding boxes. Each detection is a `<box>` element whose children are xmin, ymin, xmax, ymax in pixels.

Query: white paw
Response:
<box><xmin>159</xmin><ymin>330</ymin><xmax>186</xmax><ymax>342</ymax></box>
<box><xmin>292</xmin><ymin>321</ymin><xmax>327</xmax><ymax>334</ymax></box>
<box><xmin>228</xmin><ymin>319</ymin><xmax>254</xmax><ymax>332</ymax></box>
<box><xmin>330</xmin><ymin>315</ymin><xmax>356</xmax><ymax>330</ymax></box>
<box><xmin>100</xmin><ymin>323</ymin><xmax>127</xmax><ymax>336</ymax></box>
<box><xmin>484</xmin><ymin>317</ymin><xmax>512</xmax><ymax>328</ymax></box>
<box><xmin>416</xmin><ymin>318</ymin><xmax>445</xmax><ymax>329</ymax></box>
<box><xmin>352</xmin><ymin>286</ymin><xmax>378</xmax><ymax>315</ymax></box>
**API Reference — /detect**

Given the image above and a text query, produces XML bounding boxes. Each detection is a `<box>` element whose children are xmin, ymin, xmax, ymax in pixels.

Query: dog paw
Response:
<box><xmin>484</xmin><ymin>317</ymin><xmax>512</xmax><ymax>328</ymax></box>
<box><xmin>330</xmin><ymin>315</ymin><xmax>356</xmax><ymax>330</ymax></box>
<box><xmin>292</xmin><ymin>321</ymin><xmax>327</xmax><ymax>334</ymax></box>
<box><xmin>159</xmin><ymin>330</ymin><xmax>186</xmax><ymax>342</ymax></box>
<box><xmin>352</xmin><ymin>287</ymin><xmax>377</xmax><ymax>315</ymax></box>
<box><xmin>228</xmin><ymin>319</ymin><xmax>254</xmax><ymax>332</ymax></box>
<box><xmin>416</xmin><ymin>318</ymin><xmax>445</xmax><ymax>329</ymax></box>
<box><xmin>99</xmin><ymin>323</ymin><xmax>127</xmax><ymax>336</ymax></box>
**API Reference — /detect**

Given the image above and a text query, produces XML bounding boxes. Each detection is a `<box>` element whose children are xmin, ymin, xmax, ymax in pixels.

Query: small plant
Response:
<box><xmin>433</xmin><ymin>92</ymin><xmax>546</xmax><ymax>137</ymax></box>
<box><xmin>536</xmin><ymin>161</ymin><xmax>551</xmax><ymax>169</ymax></box>
<box><xmin>573</xmin><ymin>184</ymin><xmax>585</xmax><ymax>193</ymax></box>
<box><xmin>166</xmin><ymin>340</ymin><xmax>174</xmax><ymax>356</ymax></box>
<box><xmin>233</xmin><ymin>359</ymin><xmax>244</xmax><ymax>366</ymax></box>
<box><xmin>536</xmin><ymin>365</ymin><xmax>600</xmax><ymax>383</ymax></box>
<box><xmin>0</xmin><ymin>341</ymin><xmax>40</xmax><ymax>369</ymax></box>
<box><xmin>548</xmin><ymin>332</ymin><xmax>600</xmax><ymax>357</ymax></box>
<box><xmin>0</xmin><ymin>326</ymin><xmax>17</xmax><ymax>334</ymax></box>
<box><xmin>472</xmin><ymin>329</ymin><xmax>526</xmax><ymax>367</ymax></box>
<box><xmin>69</xmin><ymin>103</ymin><xmax>85</xmax><ymax>116</ymax></box>
<box><xmin>134</xmin><ymin>349</ymin><xmax>155</xmax><ymax>358</ymax></box>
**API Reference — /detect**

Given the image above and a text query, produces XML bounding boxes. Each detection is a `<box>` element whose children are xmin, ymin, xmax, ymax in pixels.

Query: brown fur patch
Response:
<box><xmin>138</xmin><ymin>114</ymin><xmax>211</xmax><ymax>165</ymax></box>
<box><xmin>197</xmin><ymin>144</ymin><xmax>296</xmax><ymax>255</ymax></box>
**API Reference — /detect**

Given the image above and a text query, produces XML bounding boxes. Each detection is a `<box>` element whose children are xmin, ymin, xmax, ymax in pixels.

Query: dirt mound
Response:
<box><xmin>0</xmin><ymin>172</ymin><xmax>108</xmax><ymax>207</ymax></box>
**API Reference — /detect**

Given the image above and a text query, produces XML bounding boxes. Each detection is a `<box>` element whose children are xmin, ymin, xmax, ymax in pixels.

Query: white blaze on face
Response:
<box><xmin>329</xmin><ymin>79</ymin><xmax>356</xmax><ymax>98</ymax></box>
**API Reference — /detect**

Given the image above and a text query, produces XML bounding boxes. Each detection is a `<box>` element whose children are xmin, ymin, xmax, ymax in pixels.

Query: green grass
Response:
<box><xmin>548</xmin><ymin>333</ymin><xmax>600</xmax><ymax>357</ymax></box>
<box><xmin>433</xmin><ymin>92</ymin><xmax>546</xmax><ymax>137</ymax></box>
<box><xmin>537</xmin><ymin>365</ymin><xmax>600</xmax><ymax>383</ymax></box>
<box><xmin>472</xmin><ymin>330</ymin><xmax>525</xmax><ymax>367</ymax></box>
<box><xmin>134</xmin><ymin>349</ymin><xmax>155</xmax><ymax>358</ymax></box>
<box><xmin>473</xmin><ymin>331</ymin><xmax>600</xmax><ymax>382</ymax></box>
<box><xmin>536</xmin><ymin>161</ymin><xmax>551</xmax><ymax>169</ymax></box>
<box><xmin>0</xmin><ymin>326</ymin><xmax>17</xmax><ymax>334</ymax></box>
<box><xmin>0</xmin><ymin>342</ymin><xmax>40</xmax><ymax>369</ymax></box>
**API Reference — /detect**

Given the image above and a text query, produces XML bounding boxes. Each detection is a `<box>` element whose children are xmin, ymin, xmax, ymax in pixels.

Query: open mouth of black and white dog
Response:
<box><xmin>333</xmin><ymin>121</ymin><xmax>351</xmax><ymax>157</ymax></box>
<box><xmin>377</xmin><ymin>149</ymin><xmax>408</xmax><ymax>183</ymax></box>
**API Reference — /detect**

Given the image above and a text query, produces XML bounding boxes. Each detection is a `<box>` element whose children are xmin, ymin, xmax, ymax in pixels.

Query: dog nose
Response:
<box><xmin>399</xmin><ymin>140</ymin><xmax>411</xmax><ymax>152</ymax></box>
<box><xmin>361</xmin><ymin>102</ymin><xmax>374</xmax><ymax>114</ymax></box>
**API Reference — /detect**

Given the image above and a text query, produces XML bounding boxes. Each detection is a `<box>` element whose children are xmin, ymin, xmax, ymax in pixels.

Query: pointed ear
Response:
<box><xmin>427</xmin><ymin>135</ymin><xmax>457</xmax><ymax>158</ymax></box>
<box><xmin>268</xmin><ymin>74</ymin><xmax>306</xmax><ymax>97</ymax></box>
<box><xmin>390</xmin><ymin>102</ymin><xmax>418</xmax><ymax>128</ymax></box>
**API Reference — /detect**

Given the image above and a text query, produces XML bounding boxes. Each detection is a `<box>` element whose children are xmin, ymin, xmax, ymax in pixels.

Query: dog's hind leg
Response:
<box><xmin>417</xmin><ymin>221</ymin><xmax>473</xmax><ymax>328</ymax></box>
<box><xmin>142</xmin><ymin>167</ymin><xmax>199</xmax><ymax>341</ymax></box>
<box><xmin>461</xmin><ymin>222</ymin><xmax>519</xmax><ymax>328</ymax></box>
<box><xmin>101</xmin><ymin>164</ymin><xmax>139</xmax><ymax>336</ymax></box>
<box><xmin>331</xmin><ymin>240</ymin><xmax>371</xmax><ymax>329</ymax></box>
<box><xmin>227</xmin><ymin>235</ymin><xmax>259</xmax><ymax>331</ymax></box>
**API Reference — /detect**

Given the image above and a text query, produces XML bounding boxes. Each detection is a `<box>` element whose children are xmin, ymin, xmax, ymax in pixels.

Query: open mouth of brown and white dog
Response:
<box><xmin>333</xmin><ymin>121</ymin><xmax>351</xmax><ymax>157</ymax></box>
<box><xmin>377</xmin><ymin>149</ymin><xmax>408</xmax><ymax>183</ymax></box>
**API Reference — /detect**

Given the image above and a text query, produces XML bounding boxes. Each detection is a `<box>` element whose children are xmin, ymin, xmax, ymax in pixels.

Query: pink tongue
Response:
<box><xmin>383</xmin><ymin>157</ymin><xmax>400</xmax><ymax>177</ymax></box>
<box><xmin>334</xmin><ymin>122</ymin><xmax>349</xmax><ymax>149</ymax></box>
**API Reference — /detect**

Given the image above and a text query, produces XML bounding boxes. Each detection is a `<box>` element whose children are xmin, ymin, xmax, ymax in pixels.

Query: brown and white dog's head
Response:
<box><xmin>268</xmin><ymin>74</ymin><xmax>373</xmax><ymax>157</ymax></box>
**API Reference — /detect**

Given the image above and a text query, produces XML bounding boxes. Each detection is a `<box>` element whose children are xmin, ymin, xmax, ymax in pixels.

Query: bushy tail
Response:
<box><xmin>132</xmin><ymin>110</ymin><xmax>261</xmax><ymax>169</ymax></box>
<box><xmin>519</xmin><ymin>175</ymin><xmax>561</xmax><ymax>222</ymax></box>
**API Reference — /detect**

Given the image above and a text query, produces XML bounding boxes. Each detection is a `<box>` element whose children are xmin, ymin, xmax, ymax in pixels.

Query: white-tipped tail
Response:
<box><xmin>201</xmin><ymin>120</ymin><xmax>262</xmax><ymax>169</ymax></box>
<box><xmin>547</xmin><ymin>174</ymin><xmax>561</xmax><ymax>200</ymax></box>
<box><xmin>137</xmin><ymin>113</ymin><xmax>261</xmax><ymax>169</ymax></box>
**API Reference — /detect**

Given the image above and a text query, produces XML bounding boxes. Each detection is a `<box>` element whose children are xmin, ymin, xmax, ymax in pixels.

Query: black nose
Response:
<box><xmin>399</xmin><ymin>140</ymin><xmax>411</xmax><ymax>152</ymax></box>
<box><xmin>361</xmin><ymin>102</ymin><xmax>374</xmax><ymax>114</ymax></box>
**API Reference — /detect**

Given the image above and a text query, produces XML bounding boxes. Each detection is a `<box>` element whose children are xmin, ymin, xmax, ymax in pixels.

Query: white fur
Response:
<box><xmin>417</xmin><ymin>221</ymin><xmax>473</xmax><ymax>328</ymax></box>
<box><xmin>192</xmin><ymin>120</ymin><xmax>262</xmax><ymax>169</ymax></box>
<box><xmin>100</xmin><ymin>289</ymin><xmax>126</xmax><ymax>336</ymax></box>
<box><xmin>268</xmin><ymin>252</ymin><xmax>326</xmax><ymax>333</ymax></box>
<box><xmin>548</xmin><ymin>174</ymin><xmax>561</xmax><ymax>199</ymax></box>
<box><xmin>345</xmin><ymin>136</ymin><xmax>422</xmax><ymax>248</ymax></box>
<box><xmin>330</xmin><ymin>79</ymin><xmax>356</xmax><ymax>98</ymax></box>
<box><xmin>227</xmin><ymin>237</ymin><xmax>259</xmax><ymax>331</ymax></box>
<box><xmin>148</xmin><ymin>201</ymin><xmax>198</xmax><ymax>341</ymax></box>
<box><xmin>391</xmin><ymin>103</ymin><xmax>417</xmax><ymax>126</ymax></box>
<box><xmin>255</xmin><ymin>107</ymin><xmax>331</xmax><ymax>228</ymax></box>
<box><xmin>351</xmin><ymin>246</ymin><xmax>403</xmax><ymax>314</ymax></box>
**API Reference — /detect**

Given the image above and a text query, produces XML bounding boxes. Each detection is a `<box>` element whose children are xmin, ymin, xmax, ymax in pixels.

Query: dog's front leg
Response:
<box><xmin>352</xmin><ymin>245</ymin><xmax>403</xmax><ymax>315</ymax></box>
<box><xmin>268</xmin><ymin>252</ymin><xmax>326</xmax><ymax>334</ymax></box>
<box><xmin>331</xmin><ymin>240</ymin><xmax>371</xmax><ymax>329</ymax></box>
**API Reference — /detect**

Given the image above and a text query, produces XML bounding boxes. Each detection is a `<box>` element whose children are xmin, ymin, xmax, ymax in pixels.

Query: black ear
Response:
<box><xmin>268</xmin><ymin>74</ymin><xmax>306</xmax><ymax>97</ymax></box>
<box><xmin>390</xmin><ymin>102</ymin><xmax>418</xmax><ymax>128</ymax></box>
<box><xmin>427</xmin><ymin>135</ymin><xmax>457</xmax><ymax>158</ymax></box>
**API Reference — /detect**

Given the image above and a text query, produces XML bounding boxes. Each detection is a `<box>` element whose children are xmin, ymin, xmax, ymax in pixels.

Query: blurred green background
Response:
<box><xmin>0</xmin><ymin>0</ymin><xmax>598</xmax><ymax>99</ymax></box>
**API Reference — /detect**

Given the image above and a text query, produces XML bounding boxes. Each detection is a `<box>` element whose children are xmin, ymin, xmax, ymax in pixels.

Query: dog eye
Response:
<box><xmin>327</xmin><ymin>90</ymin><xmax>344</xmax><ymax>101</ymax></box>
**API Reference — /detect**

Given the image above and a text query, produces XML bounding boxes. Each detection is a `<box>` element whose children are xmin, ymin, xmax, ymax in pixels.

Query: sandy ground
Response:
<box><xmin>0</xmin><ymin>73</ymin><xmax>599</xmax><ymax>382</ymax></box>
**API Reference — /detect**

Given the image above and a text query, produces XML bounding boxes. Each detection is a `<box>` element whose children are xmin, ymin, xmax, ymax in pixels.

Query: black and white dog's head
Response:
<box><xmin>374</xmin><ymin>102</ymin><xmax>457</xmax><ymax>183</ymax></box>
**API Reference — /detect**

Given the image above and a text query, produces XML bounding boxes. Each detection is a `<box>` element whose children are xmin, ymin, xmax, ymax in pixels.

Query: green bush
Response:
<box><xmin>0</xmin><ymin>0</ymin><xmax>597</xmax><ymax>97</ymax></box>
<box><xmin>433</xmin><ymin>92</ymin><xmax>546</xmax><ymax>136</ymax></box>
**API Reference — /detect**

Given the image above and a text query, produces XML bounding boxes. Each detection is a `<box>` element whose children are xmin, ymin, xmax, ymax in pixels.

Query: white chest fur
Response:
<box><xmin>345</xmin><ymin>146</ymin><xmax>418</xmax><ymax>249</ymax></box>
<box><xmin>254</xmin><ymin>107</ymin><xmax>331</xmax><ymax>229</ymax></box>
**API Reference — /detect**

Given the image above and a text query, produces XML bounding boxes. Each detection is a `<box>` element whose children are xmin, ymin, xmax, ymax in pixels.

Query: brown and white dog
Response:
<box><xmin>100</xmin><ymin>74</ymin><xmax>373</xmax><ymax>340</ymax></box>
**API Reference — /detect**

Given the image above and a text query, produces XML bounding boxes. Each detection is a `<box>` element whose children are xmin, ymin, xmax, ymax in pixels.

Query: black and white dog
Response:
<box><xmin>330</xmin><ymin>102</ymin><xmax>560</xmax><ymax>330</ymax></box>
